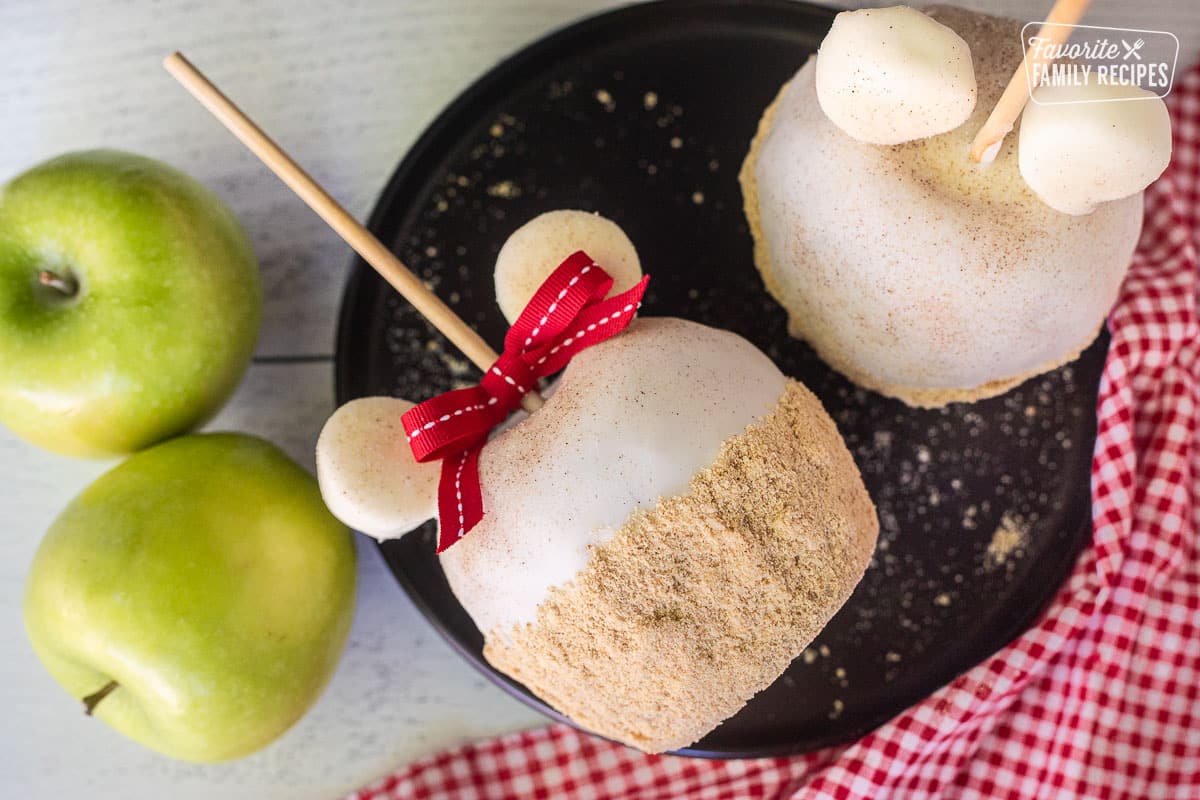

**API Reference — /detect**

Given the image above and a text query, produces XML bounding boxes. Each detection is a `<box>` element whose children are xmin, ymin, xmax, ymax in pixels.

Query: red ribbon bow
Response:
<box><xmin>402</xmin><ymin>250</ymin><xmax>649</xmax><ymax>553</ymax></box>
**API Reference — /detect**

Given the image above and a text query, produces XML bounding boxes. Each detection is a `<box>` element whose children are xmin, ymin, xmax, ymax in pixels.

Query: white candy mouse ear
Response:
<box><xmin>1019</xmin><ymin>82</ymin><xmax>1172</xmax><ymax>215</ymax></box>
<box><xmin>316</xmin><ymin>397</ymin><xmax>439</xmax><ymax>540</ymax></box>
<box><xmin>494</xmin><ymin>209</ymin><xmax>642</xmax><ymax>325</ymax></box>
<box><xmin>815</xmin><ymin>6</ymin><xmax>977</xmax><ymax>145</ymax></box>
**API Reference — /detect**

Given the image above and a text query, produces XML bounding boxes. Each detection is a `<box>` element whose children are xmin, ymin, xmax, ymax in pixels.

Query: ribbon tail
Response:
<box><xmin>530</xmin><ymin>274</ymin><xmax>649</xmax><ymax>376</ymax></box>
<box><xmin>436</xmin><ymin>445</ymin><xmax>485</xmax><ymax>553</ymax></box>
<box><xmin>505</xmin><ymin>251</ymin><xmax>613</xmax><ymax>353</ymax></box>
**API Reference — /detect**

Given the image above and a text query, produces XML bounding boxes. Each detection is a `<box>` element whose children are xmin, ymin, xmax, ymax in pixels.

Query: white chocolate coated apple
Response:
<box><xmin>815</xmin><ymin>6</ymin><xmax>977</xmax><ymax>145</ymax></box>
<box><xmin>316</xmin><ymin>397</ymin><xmax>439</xmax><ymax>539</ymax></box>
<box><xmin>309</xmin><ymin>212</ymin><xmax>878</xmax><ymax>753</ymax></box>
<box><xmin>494</xmin><ymin>210</ymin><xmax>642</xmax><ymax>325</ymax></box>
<box><xmin>439</xmin><ymin>317</ymin><xmax>787</xmax><ymax>638</ymax></box>
<box><xmin>1020</xmin><ymin>83</ymin><xmax>1172</xmax><ymax>215</ymax></box>
<box><xmin>742</xmin><ymin>6</ymin><xmax>1144</xmax><ymax>406</ymax></box>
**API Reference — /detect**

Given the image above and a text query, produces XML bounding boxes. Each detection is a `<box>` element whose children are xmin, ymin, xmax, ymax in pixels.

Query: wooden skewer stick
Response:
<box><xmin>968</xmin><ymin>0</ymin><xmax>1091</xmax><ymax>163</ymax></box>
<box><xmin>163</xmin><ymin>52</ymin><xmax>543</xmax><ymax>412</ymax></box>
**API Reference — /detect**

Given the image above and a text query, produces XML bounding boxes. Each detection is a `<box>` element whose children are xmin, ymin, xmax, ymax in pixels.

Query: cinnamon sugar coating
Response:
<box><xmin>740</xmin><ymin>6</ymin><xmax>1140</xmax><ymax>407</ymax></box>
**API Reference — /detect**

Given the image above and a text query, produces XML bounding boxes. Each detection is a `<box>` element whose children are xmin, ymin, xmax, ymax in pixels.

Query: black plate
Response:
<box><xmin>335</xmin><ymin>0</ymin><xmax>1104</xmax><ymax>757</ymax></box>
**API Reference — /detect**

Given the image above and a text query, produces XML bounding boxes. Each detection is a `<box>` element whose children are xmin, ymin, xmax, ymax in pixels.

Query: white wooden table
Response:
<box><xmin>2</xmin><ymin>2</ymin><xmax>1195</xmax><ymax>797</ymax></box>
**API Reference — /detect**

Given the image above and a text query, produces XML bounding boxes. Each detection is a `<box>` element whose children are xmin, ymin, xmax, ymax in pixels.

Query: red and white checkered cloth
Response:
<box><xmin>350</xmin><ymin>64</ymin><xmax>1200</xmax><ymax>800</ymax></box>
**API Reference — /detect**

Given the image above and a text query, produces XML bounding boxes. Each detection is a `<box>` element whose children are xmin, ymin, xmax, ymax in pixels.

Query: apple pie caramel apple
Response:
<box><xmin>740</xmin><ymin>4</ymin><xmax>1172</xmax><ymax>407</ymax></box>
<box><xmin>317</xmin><ymin>212</ymin><xmax>878</xmax><ymax>753</ymax></box>
<box><xmin>161</xmin><ymin>56</ymin><xmax>874</xmax><ymax>755</ymax></box>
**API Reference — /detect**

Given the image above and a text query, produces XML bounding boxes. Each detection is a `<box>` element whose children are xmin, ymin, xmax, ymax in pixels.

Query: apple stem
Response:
<box><xmin>82</xmin><ymin>680</ymin><xmax>119</xmax><ymax>716</ymax></box>
<box><xmin>38</xmin><ymin>269</ymin><xmax>79</xmax><ymax>298</ymax></box>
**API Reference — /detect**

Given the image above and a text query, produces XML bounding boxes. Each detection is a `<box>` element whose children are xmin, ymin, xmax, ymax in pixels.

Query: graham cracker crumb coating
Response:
<box><xmin>484</xmin><ymin>380</ymin><xmax>879</xmax><ymax>752</ymax></box>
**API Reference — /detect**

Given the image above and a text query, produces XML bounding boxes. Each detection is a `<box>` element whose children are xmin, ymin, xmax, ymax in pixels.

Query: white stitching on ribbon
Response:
<box><xmin>453</xmin><ymin>452</ymin><xmax>467</xmax><ymax>539</ymax></box>
<box><xmin>534</xmin><ymin>302</ymin><xmax>639</xmax><ymax>366</ymax></box>
<box><xmin>523</xmin><ymin>263</ymin><xmax>593</xmax><ymax>349</ymax></box>
<box><xmin>406</xmin><ymin>396</ymin><xmax>500</xmax><ymax>442</ymax></box>
<box><xmin>490</xmin><ymin>365</ymin><xmax>526</xmax><ymax>394</ymax></box>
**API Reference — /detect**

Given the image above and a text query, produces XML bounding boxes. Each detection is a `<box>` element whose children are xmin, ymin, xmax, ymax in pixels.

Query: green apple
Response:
<box><xmin>23</xmin><ymin>433</ymin><xmax>356</xmax><ymax>762</ymax></box>
<box><xmin>0</xmin><ymin>150</ymin><xmax>261</xmax><ymax>457</ymax></box>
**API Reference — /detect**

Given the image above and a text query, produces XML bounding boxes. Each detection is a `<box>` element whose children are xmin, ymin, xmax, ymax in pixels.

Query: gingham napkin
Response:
<box><xmin>350</xmin><ymin>63</ymin><xmax>1200</xmax><ymax>800</ymax></box>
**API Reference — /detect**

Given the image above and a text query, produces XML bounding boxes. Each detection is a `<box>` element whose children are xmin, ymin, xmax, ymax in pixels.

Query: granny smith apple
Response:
<box><xmin>0</xmin><ymin>150</ymin><xmax>261</xmax><ymax>457</ymax></box>
<box><xmin>23</xmin><ymin>433</ymin><xmax>356</xmax><ymax>763</ymax></box>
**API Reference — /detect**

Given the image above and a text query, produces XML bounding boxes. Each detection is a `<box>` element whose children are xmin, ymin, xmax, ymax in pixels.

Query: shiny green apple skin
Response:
<box><xmin>23</xmin><ymin>433</ymin><xmax>357</xmax><ymax>763</ymax></box>
<box><xmin>0</xmin><ymin>150</ymin><xmax>262</xmax><ymax>457</ymax></box>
